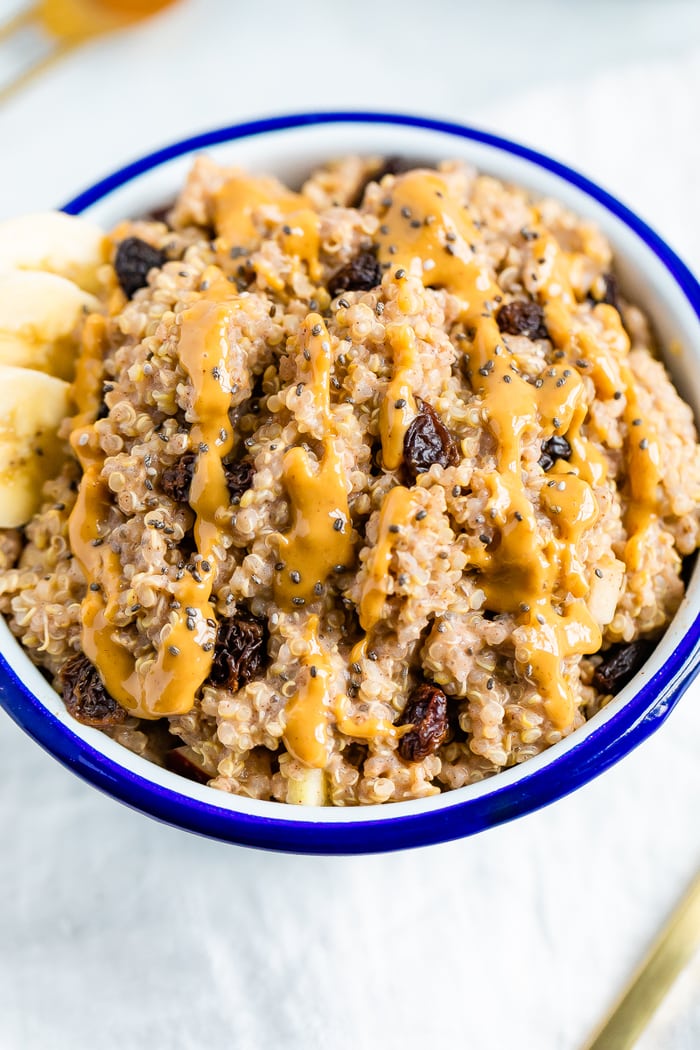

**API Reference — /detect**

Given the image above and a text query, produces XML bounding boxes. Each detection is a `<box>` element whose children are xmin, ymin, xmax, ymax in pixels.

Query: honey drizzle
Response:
<box><xmin>69</xmin><ymin>300</ymin><xmax>234</xmax><ymax>718</ymax></box>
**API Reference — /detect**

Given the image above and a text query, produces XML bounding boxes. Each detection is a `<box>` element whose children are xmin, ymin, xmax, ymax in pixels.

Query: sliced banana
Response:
<box><xmin>0</xmin><ymin>211</ymin><xmax>107</xmax><ymax>293</ymax></box>
<box><xmin>0</xmin><ymin>271</ymin><xmax>98</xmax><ymax>379</ymax></box>
<box><xmin>0</xmin><ymin>364</ymin><xmax>71</xmax><ymax>528</ymax></box>
<box><xmin>588</xmin><ymin>556</ymin><xmax>626</xmax><ymax>627</ymax></box>
<box><xmin>287</xmin><ymin>768</ymin><xmax>327</xmax><ymax>806</ymax></box>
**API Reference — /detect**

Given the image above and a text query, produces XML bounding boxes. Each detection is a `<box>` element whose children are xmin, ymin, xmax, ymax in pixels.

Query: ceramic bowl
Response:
<box><xmin>1</xmin><ymin>111</ymin><xmax>699</xmax><ymax>854</ymax></box>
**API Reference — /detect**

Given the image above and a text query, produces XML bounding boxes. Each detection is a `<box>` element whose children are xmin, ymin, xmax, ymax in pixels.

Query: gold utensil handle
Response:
<box><xmin>582</xmin><ymin>870</ymin><xmax>700</xmax><ymax>1050</ymax></box>
<box><xmin>0</xmin><ymin>0</ymin><xmax>178</xmax><ymax>105</ymax></box>
<box><xmin>0</xmin><ymin>6</ymin><xmax>35</xmax><ymax>42</ymax></box>
<box><xmin>0</xmin><ymin>38</ymin><xmax>78</xmax><ymax>105</ymax></box>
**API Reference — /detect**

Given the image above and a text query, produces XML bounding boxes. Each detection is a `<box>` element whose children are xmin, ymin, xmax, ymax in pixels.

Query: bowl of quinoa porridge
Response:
<box><xmin>0</xmin><ymin>112</ymin><xmax>698</xmax><ymax>854</ymax></box>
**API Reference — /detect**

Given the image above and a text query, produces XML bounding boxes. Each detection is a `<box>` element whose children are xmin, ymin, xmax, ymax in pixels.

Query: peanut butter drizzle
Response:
<box><xmin>359</xmin><ymin>485</ymin><xmax>419</xmax><ymax>633</ymax></box>
<box><xmin>280</xmin><ymin>209</ymin><xmax>322</xmax><ymax>284</ymax></box>
<box><xmin>334</xmin><ymin>706</ymin><xmax>400</xmax><ymax>742</ymax></box>
<box><xmin>532</xmin><ymin>234</ymin><xmax>610</xmax><ymax>489</ymax></box>
<box><xmin>283</xmin><ymin>616</ymin><xmax>400</xmax><ymax>769</ymax></box>
<box><xmin>374</xmin><ymin>172</ymin><xmax>610</xmax><ymax>728</ymax></box>
<box><xmin>533</xmin><ymin>244</ymin><xmax>661</xmax><ymax>546</ymax></box>
<box><xmin>69</xmin><ymin>300</ymin><xmax>234</xmax><ymax>718</ymax></box>
<box><xmin>621</xmin><ymin>360</ymin><xmax>662</xmax><ymax>571</ymax></box>
<box><xmin>379</xmin><ymin>324</ymin><xmax>419</xmax><ymax>470</ymax></box>
<box><xmin>275</xmin><ymin>317</ymin><xmax>400</xmax><ymax>762</ymax></box>
<box><xmin>274</xmin><ymin>314</ymin><xmax>353</xmax><ymax>608</ymax></box>
<box><xmin>282</xmin><ymin>615</ymin><xmax>333</xmax><ymax>768</ymax></box>
<box><xmin>577</xmin><ymin>301</ymin><xmax>662</xmax><ymax>572</ymax></box>
<box><xmin>69</xmin><ymin>313</ymin><xmax>107</xmax><ymax>427</ymax></box>
<box><xmin>63</xmin><ymin>167</ymin><xmax>665</xmax><ymax>762</ymax></box>
<box><xmin>214</xmin><ymin>176</ymin><xmax>322</xmax><ymax>289</ymax></box>
<box><xmin>213</xmin><ymin>174</ymin><xmax>305</xmax><ymax>247</ymax></box>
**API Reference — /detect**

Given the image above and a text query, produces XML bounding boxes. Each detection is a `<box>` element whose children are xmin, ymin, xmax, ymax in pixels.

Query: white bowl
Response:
<box><xmin>1</xmin><ymin>112</ymin><xmax>698</xmax><ymax>854</ymax></box>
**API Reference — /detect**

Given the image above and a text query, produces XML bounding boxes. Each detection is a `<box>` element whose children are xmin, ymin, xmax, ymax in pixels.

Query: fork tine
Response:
<box><xmin>0</xmin><ymin>38</ymin><xmax>76</xmax><ymax>105</ymax></box>
<box><xmin>0</xmin><ymin>5</ymin><xmax>36</xmax><ymax>42</ymax></box>
<box><xmin>581</xmin><ymin>870</ymin><xmax>700</xmax><ymax>1050</ymax></box>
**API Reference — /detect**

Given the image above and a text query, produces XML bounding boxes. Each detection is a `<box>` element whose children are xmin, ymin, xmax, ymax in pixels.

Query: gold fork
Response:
<box><xmin>0</xmin><ymin>0</ymin><xmax>179</xmax><ymax>104</ymax></box>
<box><xmin>582</xmin><ymin>867</ymin><xmax>700</xmax><ymax>1049</ymax></box>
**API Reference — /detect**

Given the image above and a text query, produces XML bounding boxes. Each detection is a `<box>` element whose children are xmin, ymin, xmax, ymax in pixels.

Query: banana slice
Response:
<box><xmin>0</xmin><ymin>211</ymin><xmax>107</xmax><ymax>293</ymax></box>
<box><xmin>0</xmin><ymin>271</ymin><xmax>98</xmax><ymax>380</ymax></box>
<box><xmin>287</xmin><ymin>768</ymin><xmax>327</xmax><ymax>806</ymax></box>
<box><xmin>588</xmin><ymin>556</ymin><xmax>626</xmax><ymax>626</ymax></box>
<box><xmin>0</xmin><ymin>364</ymin><xmax>71</xmax><ymax>528</ymax></box>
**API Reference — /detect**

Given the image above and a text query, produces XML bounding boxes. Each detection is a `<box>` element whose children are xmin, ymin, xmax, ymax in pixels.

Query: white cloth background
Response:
<box><xmin>1</xmin><ymin>2</ymin><xmax>699</xmax><ymax>1047</ymax></box>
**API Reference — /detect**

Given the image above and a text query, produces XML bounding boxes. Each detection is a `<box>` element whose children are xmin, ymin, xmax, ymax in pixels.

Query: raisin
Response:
<box><xmin>496</xmin><ymin>300</ymin><xmax>549</xmax><ymax>340</ymax></box>
<box><xmin>349</xmin><ymin>156</ymin><xmax>405</xmax><ymax>208</ymax></box>
<box><xmin>343</xmin><ymin>742</ymin><xmax>367</xmax><ymax>769</ymax></box>
<box><xmin>593</xmin><ymin>639</ymin><xmax>654</xmax><ymax>695</ymax></box>
<box><xmin>231</xmin><ymin>260</ymin><xmax>255</xmax><ymax>292</ymax></box>
<box><xmin>539</xmin><ymin>435</ymin><xmax>572</xmax><ymax>472</ymax></box>
<box><xmin>681</xmin><ymin>550</ymin><xmax>697</xmax><ymax>590</ymax></box>
<box><xmin>165</xmin><ymin>745</ymin><xmax>210</xmax><ymax>784</ymax></box>
<box><xmin>208</xmin><ymin>609</ymin><xmax>268</xmax><ymax>691</ymax></box>
<box><xmin>114</xmin><ymin>237</ymin><xmax>166</xmax><ymax>298</ymax></box>
<box><xmin>447</xmin><ymin>702</ymin><xmax>468</xmax><ymax>743</ymax></box>
<box><xmin>162</xmin><ymin>452</ymin><xmax>196</xmax><ymax>503</ymax></box>
<box><xmin>95</xmin><ymin>401</ymin><xmax>109</xmax><ymax>420</ymax></box>
<box><xmin>59</xmin><ymin>653</ymin><xmax>127</xmax><ymax>727</ymax></box>
<box><xmin>369</xmin><ymin>441</ymin><xmax>384</xmax><ymax>477</ymax></box>
<box><xmin>398</xmin><ymin>682</ymin><xmax>449</xmax><ymax>762</ymax></box>
<box><xmin>328</xmin><ymin>249</ymin><xmax>383</xmax><ymax>296</ymax></box>
<box><xmin>402</xmin><ymin>400</ymin><xmax>459</xmax><ymax>483</ymax></box>
<box><xmin>141</xmin><ymin>199</ymin><xmax>176</xmax><ymax>225</ymax></box>
<box><xmin>589</xmin><ymin>273</ymin><xmax>620</xmax><ymax>312</ymax></box>
<box><xmin>225</xmin><ymin>459</ymin><xmax>255</xmax><ymax>503</ymax></box>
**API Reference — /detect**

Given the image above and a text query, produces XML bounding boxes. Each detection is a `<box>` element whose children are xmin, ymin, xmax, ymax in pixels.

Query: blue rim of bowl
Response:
<box><xmin>1</xmin><ymin>110</ymin><xmax>699</xmax><ymax>855</ymax></box>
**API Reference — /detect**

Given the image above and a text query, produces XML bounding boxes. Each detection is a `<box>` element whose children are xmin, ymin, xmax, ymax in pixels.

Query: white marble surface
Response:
<box><xmin>1</xmin><ymin>1</ymin><xmax>699</xmax><ymax>1047</ymax></box>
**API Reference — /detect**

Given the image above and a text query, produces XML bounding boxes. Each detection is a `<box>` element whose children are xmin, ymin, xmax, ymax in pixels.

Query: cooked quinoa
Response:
<box><xmin>1</xmin><ymin>154</ymin><xmax>699</xmax><ymax>806</ymax></box>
